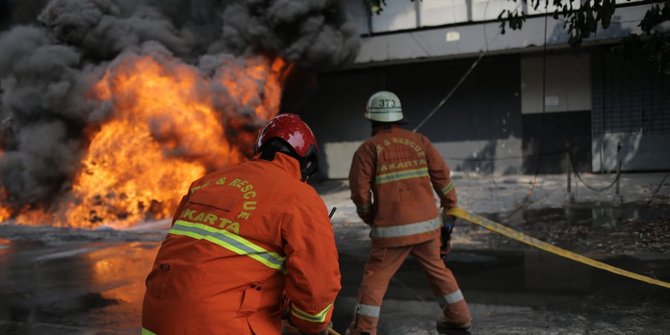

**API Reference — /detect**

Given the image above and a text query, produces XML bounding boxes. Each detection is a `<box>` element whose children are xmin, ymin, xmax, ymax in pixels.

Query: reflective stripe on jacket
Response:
<box><xmin>142</xmin><ymin>153</ymin><xmax>341</xmax><ymax>335</ymax></box>
<box><xmin>349</xmin><ymin>126</ymin><xmax>457</xmax><ymax>247</ymax></box>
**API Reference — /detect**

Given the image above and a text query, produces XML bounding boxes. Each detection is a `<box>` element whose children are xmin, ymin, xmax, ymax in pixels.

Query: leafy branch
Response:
<box><xmin>500</xmin><ymin>0</ymin><xmax>669</xmax><ymax>72</ymax></box>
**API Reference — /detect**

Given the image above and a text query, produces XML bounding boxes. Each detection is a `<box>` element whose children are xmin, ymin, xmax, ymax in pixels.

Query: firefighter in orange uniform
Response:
<box><xmin>141</xmin><ymin>114</ymin><xmax>340</xmax><ymax>335</ymax></box>
<box><xmin>346</xmin><ymin>91</ymin><xmax>472</xmax><ymax>335</ymax></box>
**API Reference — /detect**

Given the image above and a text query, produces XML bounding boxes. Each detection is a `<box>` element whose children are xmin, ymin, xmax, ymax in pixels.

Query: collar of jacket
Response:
<box><xmin>372</xmin><ymin>123</ymin><xmax>401</xmax><ymax>136</ymax></box>
<box><xmin>254</xmin><ymin>151</ymin><xmax>302</xmax><ymax>181</ymax></box>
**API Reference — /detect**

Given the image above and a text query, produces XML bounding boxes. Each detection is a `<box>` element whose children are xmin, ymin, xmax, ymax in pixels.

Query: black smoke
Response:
<box><xmin>0</xmin><ymin>0</ymin><xmax>360</xmax><ymax>215</ymax></box>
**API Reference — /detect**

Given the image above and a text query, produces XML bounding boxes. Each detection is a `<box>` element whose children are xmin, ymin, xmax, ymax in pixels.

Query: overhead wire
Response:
<box><xmin>412</xmin><ymin>52</ymin><xmax>485</xmax><ymax>133</ymax></box>
<box><xmin>411</xmin><ymin>0</ymin><xmax>516</xmax><ymax>133</ymax></box>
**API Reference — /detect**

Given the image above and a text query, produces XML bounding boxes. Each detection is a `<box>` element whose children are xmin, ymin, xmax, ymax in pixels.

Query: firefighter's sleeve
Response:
<box><xmin>282</xmin><ymin>196</ymin><xmax>341</xmax><ymax>334</ymax></box>
<box><xmin>348</xmin><ymin>144</ymin><xmax>375</xmax><ymax>224</ymax></box>
<box><xmin>424</xmin><ymin>138</ymin><xmax>458</xmax><ymax>210</ymax></box>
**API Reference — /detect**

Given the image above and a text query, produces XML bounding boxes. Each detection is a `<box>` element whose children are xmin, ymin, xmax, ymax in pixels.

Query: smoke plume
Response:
<box><xmin>0</xmin><ymin>0</ymin><xmax>360</xmax><ymax>224</ymax></box>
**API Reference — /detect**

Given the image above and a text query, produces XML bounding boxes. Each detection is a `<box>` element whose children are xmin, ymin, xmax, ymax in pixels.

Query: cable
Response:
<box><xmin>411</xmin><ymin>1</ymin><xmax>523</xmax><ymax>133</ymax></box>
<box><xmin>648</xmin><ymin>173</ymin><xmax>669</xmax><ymax>205</ymax></box>
<box><xmin>568</xmin><ymin>150</ymin><xmax>621</xmax><ymax>192</ymax></box>
<box><xmin>412</xmin><ymin>52</ymin><xmax>485</xmax><ymax>132</ymax></box>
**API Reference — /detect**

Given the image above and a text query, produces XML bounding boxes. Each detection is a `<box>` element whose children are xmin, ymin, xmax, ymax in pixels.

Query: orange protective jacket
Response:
<box><xmin>142</xmin><ymin>153</ymin><xmax>341</xmax><ymax>335</ymax></box>
<box><xmin>349</xmin><ymin>125</ymin><xmax>457</xmax><ymax>248</ymax></box>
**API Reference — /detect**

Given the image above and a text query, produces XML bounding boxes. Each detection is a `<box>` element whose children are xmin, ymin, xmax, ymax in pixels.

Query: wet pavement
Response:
<box><xmin>1</xmin><ymin>175</ymin><xmax>669</xmax><ymax>334</ymax></box>
<box><xmin>333</xmin><ymin>221</ymin><xmax>670</xmax><ymax>334</ymax></box>
<box><xmin>1</xmin><ymin>224</ymin><xmax>669</xmax><ymax>335</ymax></box>
<box><xmin>0</xmin><ymin>239</ymin><xmax>158</xmax><ymax>334</ymax></box>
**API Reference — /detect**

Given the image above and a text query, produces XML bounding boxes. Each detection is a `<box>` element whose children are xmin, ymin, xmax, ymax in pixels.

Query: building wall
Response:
<box><xmin>520</xmin><ymin>52</ymin><xmax>593</xmax><ymax>173</ymax></box>
<box><xmin>303</xmin><ymin>1</ymin><xmax>669</xmax><ymax>177</ymax></box>
<box><xmin>591</xmin><ymin>48</ymin><xmax>670</xmax><ymax>172</ymax></box>
<box><xmin>348</xmin><ymin>3</ymin><xmax>650</xmax><ymax>65</ymax></box>
<box><xmin>344</xmin><ymin>0</ymin><xmax>646</xmax><ymax>35</ymax></box>
<box><xmin>301</xmin><ymin>55</ymin><xmax>523</xmax><ymax>179</ymax></box>
<box><xmin>521</xmin><ymin>53</ymin><xmax>592</xmax><ymax>114</ymax></box>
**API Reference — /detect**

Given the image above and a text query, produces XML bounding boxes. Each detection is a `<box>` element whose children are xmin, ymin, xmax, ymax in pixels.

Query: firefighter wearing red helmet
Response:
<box><xmin>346</xmin><ymin>91</ymin><xmax>472</xmax><ymax>335</ymax></box>
<box><xmin>142</xmin><ymin>113</ymin><xmax>340</xmax><ymax>335</ymax></box>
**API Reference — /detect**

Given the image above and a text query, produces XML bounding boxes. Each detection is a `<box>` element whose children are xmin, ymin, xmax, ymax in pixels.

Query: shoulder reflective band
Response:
<box><xmin>356</xmin><ymin>303</ymin><xmax>381</xmax><ymax>318</ymax></box>
<box><xmin>441</xmin><ymin>182</ymin><xmax>454</xmax><ymax>195</ymax></box>
<box><xmin>141</xmin><ymin>328</ymin><xmax>157</xmax><ymax>335</ymax></box>
<box><xmin>448</xmin><ymin>208</ymin><xmax>670</xmax><ymax>289</ymax></box>
<box><xmin>375</xmin><ymin>167</ymin><xmax>429</xmax><ymax>185</ymax></box>
<box><xmin>291</xmin><ymin>303</ymin><xmax>333</xmax><ymax>323</ymax></box>
<box><xmin>370</xmin><ymin>216</ymin><xmax>441</xmax><ymax>239</ymax></box>
<box><xmin>170</xmin><ymin>220</ymin><xmax>286</xmax><ymax>272</ymax></box>
<box><xmin>439</xmin><ymin>290</ymin><xmax>464</xmax><ymax>305</ymax></box>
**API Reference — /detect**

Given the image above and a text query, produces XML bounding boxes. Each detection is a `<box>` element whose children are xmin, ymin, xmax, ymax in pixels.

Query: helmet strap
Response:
<box><xmin>259</xmin><ymin>138</ymin><xmax>317</xmax><ymax>181</ymax></box>
<box><xmin>299</xmin><ymin>155</ymin><xmax>318</xmax><ymax>181</ymax></box>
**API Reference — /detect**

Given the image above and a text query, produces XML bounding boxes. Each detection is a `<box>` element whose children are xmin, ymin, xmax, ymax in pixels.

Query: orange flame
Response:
<box><xmin>0</xmin><ymin>148</ymin><xmax>9</xmax><ymax>222</ymax></box>
<box><xmin>8</xmin><ymin>53</ymin><xmax>288</xmax><ymax>228</ymax></box>
<box><xmin>0</xmin><ymin>205</ymin><xmax>8</xmax><ymax>224</ymax></box>
<box><xmin>0</xmin><ymin>204</ymin><xmax>8</xmax><ymax>222</ymax></box>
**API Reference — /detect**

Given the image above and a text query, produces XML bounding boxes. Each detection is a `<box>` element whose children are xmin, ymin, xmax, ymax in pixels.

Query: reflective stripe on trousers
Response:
<box><xmin>169</xmin><ymin>220</ymin><xmax>286</xmax><ymax>271</ymax></box>
<box><xmin>370</xmin><ymin>216</ymin><xmax>441</xmax><ymax>239</ymax></box>
<box><xmin>439</xmin><ymin>290</ymin><xmax>465</xmax><ymax>305</ymax></box>
<box><xmin>356</xmin><ymin>303</ymin><xmax>381</xmax><ymax>318</ymax></box>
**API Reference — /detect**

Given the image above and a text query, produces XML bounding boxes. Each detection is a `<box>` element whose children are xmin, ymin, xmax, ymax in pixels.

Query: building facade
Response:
<box><xmin>298</xmin><ymin>0</ymin><xmax>670</xmax><ymax>178</ymax></box>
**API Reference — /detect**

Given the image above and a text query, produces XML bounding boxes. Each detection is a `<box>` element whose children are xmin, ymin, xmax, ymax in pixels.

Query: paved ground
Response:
<box><xmin>319</xmin><ymin>173</ymin><xmax>670</xmax><ymax>334</ymax></box>
<box><xmin>0</xmin><ymin>172</ymin><xmax>669</xmax><ymax>334</ymax></box>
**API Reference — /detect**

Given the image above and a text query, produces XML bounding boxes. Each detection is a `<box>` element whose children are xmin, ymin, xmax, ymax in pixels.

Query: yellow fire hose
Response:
<box><xmin>447</xmin><ymin>208</ymin><xmax>670</xmax><ymax>289</ymax></box>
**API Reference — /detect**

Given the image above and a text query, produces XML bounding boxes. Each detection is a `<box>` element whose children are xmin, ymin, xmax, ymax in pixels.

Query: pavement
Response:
<box><xmin>0</xmin><ymin>172</ymin><xmax>669</xmax><ymax>334</ymax></box>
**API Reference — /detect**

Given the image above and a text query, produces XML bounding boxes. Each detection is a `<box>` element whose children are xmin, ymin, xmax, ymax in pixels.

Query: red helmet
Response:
<box><xmin>255</xmin><ymin>113</ymin><xmax>319</xmax><ymax>158</ymax></box>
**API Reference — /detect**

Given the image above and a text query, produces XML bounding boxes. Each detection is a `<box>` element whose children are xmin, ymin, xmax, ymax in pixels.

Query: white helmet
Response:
<box><xmin>365</xmin><ymin>91</ymin><xmax>403</xmax><ymax>122</ymax></box>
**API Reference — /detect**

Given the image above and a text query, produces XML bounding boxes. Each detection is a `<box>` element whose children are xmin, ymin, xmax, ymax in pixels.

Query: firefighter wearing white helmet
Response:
<box><xmin>347</xmin><ymin>91</ymin><xmax>472</xmax><ymax>335</ymax></box>
<box><xmin>364</xmin><ymin>90</ymin><xmax>403</xmax><ymax>122</ymax></box>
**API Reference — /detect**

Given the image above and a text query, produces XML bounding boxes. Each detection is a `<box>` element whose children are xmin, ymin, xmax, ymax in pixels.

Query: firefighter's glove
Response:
<box><xmin>440</xmin><ymin>215</ymin><xmax>456</xmax><ymax>257</ymax></box>
<box><xmin>357</xmin><ymin>207</ymin><xmax>373</xmax><ymax>225</ymax></box>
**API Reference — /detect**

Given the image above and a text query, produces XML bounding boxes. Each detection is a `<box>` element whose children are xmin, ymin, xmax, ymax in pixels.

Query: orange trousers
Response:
<box><xmin>347</xmin><ymin>236</ymin><xmax>471</xmax><ymax>335</ymax></box>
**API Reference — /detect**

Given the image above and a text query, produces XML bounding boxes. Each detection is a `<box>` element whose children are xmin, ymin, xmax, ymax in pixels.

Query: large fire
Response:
<box><xmin>0</xmin><ymin>149</ymin><xmax>8</xmax><ymax>223</ymax></box>
<box><xmin>1</xmin><ymin>53</ymin><xmax>289</xmax><ymax>228</ymax></box>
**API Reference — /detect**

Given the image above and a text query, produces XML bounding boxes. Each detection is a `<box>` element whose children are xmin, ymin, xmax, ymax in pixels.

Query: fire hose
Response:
<box><xmin>447</xmin><ymin>208</ymin><xmax>670</xmax><ymax>289</ymax></box>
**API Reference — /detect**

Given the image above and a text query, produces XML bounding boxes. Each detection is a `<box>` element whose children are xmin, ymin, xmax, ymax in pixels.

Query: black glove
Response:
<box><xmin>359</xmin><ymin>212</ymin><xmax>373</xmax><ymax>225</ymax></box>
<box><xmin>440</xmin><ymin>215</ymin><xmax>456</xmax><ymax>258</ymax></box>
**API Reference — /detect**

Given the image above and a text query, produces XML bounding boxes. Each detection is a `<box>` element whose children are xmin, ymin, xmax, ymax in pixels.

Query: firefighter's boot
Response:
<box><xmin>436</xmin><ymin>315</ymin><xmax>472</xmax><ymax>333</ymax></box>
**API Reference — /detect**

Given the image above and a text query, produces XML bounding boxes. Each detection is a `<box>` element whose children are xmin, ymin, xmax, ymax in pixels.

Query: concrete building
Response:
<box><xmin>297</xmin><ymin>0</ymin><xmax>670</xmax><ymax>178</ymax></box>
